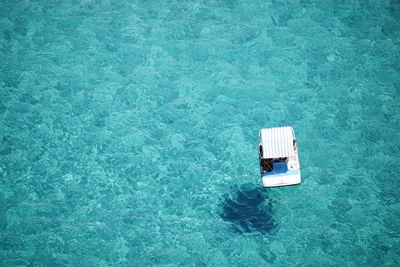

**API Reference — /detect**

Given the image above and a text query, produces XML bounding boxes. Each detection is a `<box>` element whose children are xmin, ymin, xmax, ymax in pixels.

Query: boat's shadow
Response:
<box><xmin>220</xmin><ymin>184</ymin><xmax>277</xmax><ymax>235</ymax></box>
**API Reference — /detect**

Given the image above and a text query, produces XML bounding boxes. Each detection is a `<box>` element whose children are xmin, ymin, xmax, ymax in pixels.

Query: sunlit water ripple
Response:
<box><xmin>1</xmin><ymin>0</ymin><xmax>400</xmax><ymax>266</ymax></box>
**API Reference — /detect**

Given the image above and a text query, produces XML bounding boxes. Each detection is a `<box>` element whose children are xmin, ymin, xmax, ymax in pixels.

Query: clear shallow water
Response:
<box><xmin>1</xmin><ymin>0</ymin><xmax>400</xmax><ymax>265</ymax></box>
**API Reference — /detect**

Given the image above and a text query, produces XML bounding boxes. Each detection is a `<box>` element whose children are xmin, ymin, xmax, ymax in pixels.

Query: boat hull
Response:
<box><xmin>261</xmin><ymin>171</ymin><xmax>301</xmax><ymax>188</ymax></box>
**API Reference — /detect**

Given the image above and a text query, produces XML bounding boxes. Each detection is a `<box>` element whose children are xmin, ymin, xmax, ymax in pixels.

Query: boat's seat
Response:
<box><xmin>273</xmin><ymin>162</ymin><xmax>288</xmax><ymax>173</ymax></box>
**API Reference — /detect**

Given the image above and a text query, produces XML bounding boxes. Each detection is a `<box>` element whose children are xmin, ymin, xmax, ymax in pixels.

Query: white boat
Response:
<box><xmin>258</xmin><ymin>126</ymin><xmax>301</xmax><ymax>187</ymax></box>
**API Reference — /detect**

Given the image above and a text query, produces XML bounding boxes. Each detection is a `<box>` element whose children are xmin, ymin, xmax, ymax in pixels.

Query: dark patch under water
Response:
<box><xmin>221</xmin><ymin>185</ymin><xmax>277</xmax><ymax>234</ymax></box>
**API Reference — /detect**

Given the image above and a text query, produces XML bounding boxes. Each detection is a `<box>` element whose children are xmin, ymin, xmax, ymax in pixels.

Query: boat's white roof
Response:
<box><xmin>259</xmin><ymin>126</ymin><xmax>295</xmax><ymax>158</ymax></box>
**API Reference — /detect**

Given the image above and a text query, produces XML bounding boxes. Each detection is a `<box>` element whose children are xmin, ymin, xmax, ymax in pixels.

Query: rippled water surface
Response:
<box><xmin>1</xmin><ymin>0</ymin><xmax>400</xmax><ymax>266</ymax></box>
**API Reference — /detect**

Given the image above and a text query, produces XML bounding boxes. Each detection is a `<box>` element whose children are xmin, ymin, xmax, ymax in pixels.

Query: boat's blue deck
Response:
<box><xmin>263</xmin><ymin>162</ymin><xmax>300</xmax><ymax>177</ymax></box>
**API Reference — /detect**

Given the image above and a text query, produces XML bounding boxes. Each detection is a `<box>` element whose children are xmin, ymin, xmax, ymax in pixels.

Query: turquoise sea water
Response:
<box><xmin>1</xmin><ymin>0</ymin><xmax>400</xmax><ymax>266</ymax></box>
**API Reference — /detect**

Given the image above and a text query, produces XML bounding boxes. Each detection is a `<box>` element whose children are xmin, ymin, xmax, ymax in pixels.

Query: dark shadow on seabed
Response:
<box><xmin>220</xmin><ymin>184</ymin><xmax>277</xmax><ymax>234</ymax></box>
